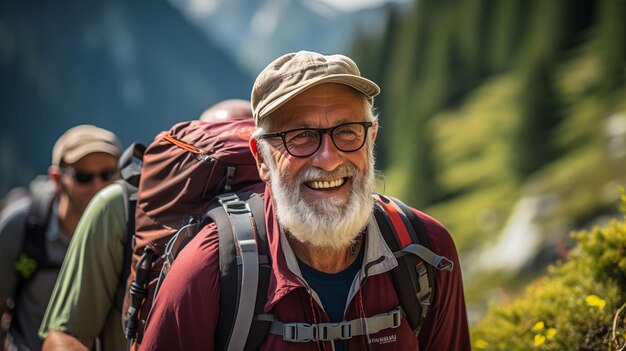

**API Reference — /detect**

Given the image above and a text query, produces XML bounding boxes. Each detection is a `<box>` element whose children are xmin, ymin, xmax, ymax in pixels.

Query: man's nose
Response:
<box><xmin>311</xmin><ymin>134</ymin><xmax>343</xmax><ymax>171</ymax></box>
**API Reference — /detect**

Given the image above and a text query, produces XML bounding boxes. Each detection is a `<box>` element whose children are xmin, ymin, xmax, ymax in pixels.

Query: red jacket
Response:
<box><xmin>140</xmin><ymin>188</ymin><xmax>470</xmax><ymax>350</ymax></box>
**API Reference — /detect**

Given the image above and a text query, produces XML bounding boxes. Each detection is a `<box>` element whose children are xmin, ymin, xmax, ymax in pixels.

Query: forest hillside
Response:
<box><xmin>350</xmin><ymin>0</ymin><xmax>626</xmax><ymax>322</ymax></box>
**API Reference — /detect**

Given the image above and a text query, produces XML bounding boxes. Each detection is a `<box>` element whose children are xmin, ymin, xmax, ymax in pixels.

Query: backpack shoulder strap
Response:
<box><xmin>115</xmin><ymin>178</ymin><xmax>138</xmax><ymax>310</ymax></box>
<box><xmin>378</xmin><ymin>195</ymin><xmax>454</xmax><ymax>270</ymax></box>
<box><xmin>154</xmin><ymin>192</ymin><xmax>270</xmax><ymax>350</ymax></box>
<box><xmin>16</xmin><ymin>181</ymin><xmax>56</xmax><ymax>283</ymax></box>
<box><xmin>373</xmin><ymin>194</ymin><xmax>453</xmax><ymax>335</ymax></box>
<box><xmin>210</xmin><ymin>192</ymin><xmax>270</xmax><ymax>351</ymax></box>
<box><xmin>118</xmin><ymin>142</ymin><xmax>146</xmax><ymax>189</ymax></box>
<box><xmin>12</xmin><ymin>180</ymin><xmax>56</xmax><ymax>334</ymax></box>
<box><xmin>115</xmin><ymin>142</ymin><xmax>145</xmax><ymax>310</ymax></box>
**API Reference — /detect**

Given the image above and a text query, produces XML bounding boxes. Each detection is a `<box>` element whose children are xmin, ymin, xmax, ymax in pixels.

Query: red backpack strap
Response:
<box><xmin>374</xmin><ymin>194</ymin><xmax>413</xmax><ymax>247</ymax></box>
<box><xmin>373</xmin><ymin>193</ymin><xmax>449</xmax><ymax>335</ymax></box>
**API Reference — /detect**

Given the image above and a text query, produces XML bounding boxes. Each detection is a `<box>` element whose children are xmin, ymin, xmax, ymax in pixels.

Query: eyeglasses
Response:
<box><xmin>61</xmin><ymin>168</ymin><xmax>118</xmax><ymax>184</ymax></box>
<box><xmin>259</xmin><ymin>122</ymin><xmax>374</xmax><ymax>158</ymax></box>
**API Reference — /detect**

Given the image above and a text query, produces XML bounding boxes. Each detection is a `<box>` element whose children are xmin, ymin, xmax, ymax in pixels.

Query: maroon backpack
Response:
<box><xmin>122</xmin><ymin>118</ymin><xmax>265</xmax><ymax>347</ymax></box>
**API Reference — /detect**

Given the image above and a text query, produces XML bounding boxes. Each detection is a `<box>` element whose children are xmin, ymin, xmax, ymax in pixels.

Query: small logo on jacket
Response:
<box><xmin>371</xmin><ymin>334</ymin><xmax>397</xmax><ymax>345</ymax></box>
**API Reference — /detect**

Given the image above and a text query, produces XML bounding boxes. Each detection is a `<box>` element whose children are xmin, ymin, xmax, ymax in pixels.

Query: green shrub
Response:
<box><xmin>471</xmin><ymin>193</ymin><xmax>626</xmax><ymax>350</ymax></box>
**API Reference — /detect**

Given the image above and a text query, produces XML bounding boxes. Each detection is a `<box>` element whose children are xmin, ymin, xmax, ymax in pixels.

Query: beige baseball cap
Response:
<box><xmin>251</xmin><ymin>51</ymin><xmax>380</xmax><ymax>124</ymax></box>
<box><xmin>52</xmin><ymin>124</ymin><xmax>122</xmax><ymax>166</ymax></box>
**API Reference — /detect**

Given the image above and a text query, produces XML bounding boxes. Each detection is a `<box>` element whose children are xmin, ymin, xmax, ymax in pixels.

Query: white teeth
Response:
<box><xmin>309</xmin><ymin>178</ymin><xmax>345</xmax><ymax>189</ymax></box>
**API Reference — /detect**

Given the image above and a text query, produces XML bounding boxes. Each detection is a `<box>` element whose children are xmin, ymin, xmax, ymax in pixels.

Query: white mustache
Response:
<box><xmin>295</xmin><ymin>164</ymin><xmax>359</xmax><ymax>184</ymax></box>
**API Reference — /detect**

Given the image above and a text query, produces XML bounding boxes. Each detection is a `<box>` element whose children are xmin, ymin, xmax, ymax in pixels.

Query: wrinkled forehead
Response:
<box><xmin>261</xmin><ymin>84</ymin><xmax>369</xmax><ymax>131</ymax></box>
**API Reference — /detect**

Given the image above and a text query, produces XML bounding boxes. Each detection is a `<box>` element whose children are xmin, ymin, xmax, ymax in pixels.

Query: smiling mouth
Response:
<box><xmin>305</xmin><ymin>177</ymin><xmax>347</xmax><ymax>190</ymax></box>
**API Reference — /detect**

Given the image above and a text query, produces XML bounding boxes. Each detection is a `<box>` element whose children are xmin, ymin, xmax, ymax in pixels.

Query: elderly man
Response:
<box><xmin>140</xmin><ymin>51</ymin><xmax>470</xmax><ymax>350</ymax></box>
<box><xmin>0</xmin><ymin>125</ymin><xmax>121</xmax><ymax>351</ymax></box>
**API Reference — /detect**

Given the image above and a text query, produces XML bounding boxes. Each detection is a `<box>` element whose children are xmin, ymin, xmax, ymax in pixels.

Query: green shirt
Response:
<box><xmin>39</xmin><ymin>183</ymin><xmax>127</xmax><ymax>350</ymax></box>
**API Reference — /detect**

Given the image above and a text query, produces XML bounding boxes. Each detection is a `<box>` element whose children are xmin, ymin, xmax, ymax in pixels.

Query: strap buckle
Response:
<box><xmin>390</xmin><ymin>307</ymin><xmax>402</xmax><ymax>328</ymax></box>
<box><xmin>275</xmin><ymin>307</ymin><xmax>404</xmax><ymax>343</ymax></box>
<box><xmin>435</xmin><ymin>256</ymin><xmax>454</xmax><ymax>271</ymax></box>
<box><xmin>318</xmin><ymin>322</ymin><xmax>352</xmax><ymax>341</ymax></box>
<box><xmin>283</xmin><ymin>323</ymin><xmax>316</xmax><ymax>343</ymax></box>
<box><xmin>283</xmin><ymin>322</ymin><xmax>353</xmax><ymax>342</ymax></box>
<box><xmin>220</xmin><ymin>199</ymin><xmax>251</xmax><ymax>215</ymax></box>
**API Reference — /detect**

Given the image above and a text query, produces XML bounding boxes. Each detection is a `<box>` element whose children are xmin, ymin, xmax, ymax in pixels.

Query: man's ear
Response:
<box><xmin>371</xmin><ymin>122</ymin><xmax>379</xmax><ymax>142</ymax></box>
<box><xmin>249</xmin><ymin>138</ymin><xmax>271</xmax><ymax>183</ymax></box>
<box><xmin>48</xmin><ymin>166</ymin><xmax>65</xmax><ymax>194</ymax></box>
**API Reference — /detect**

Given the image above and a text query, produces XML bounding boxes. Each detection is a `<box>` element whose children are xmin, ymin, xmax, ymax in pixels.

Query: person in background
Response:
<box><xmin>39</xmin><ymin>100</ymin><xmax>254</xmax><ymax>351</ymax></box>
<box><xmin>140</xmin><ymin>51</ymin><xmax>470</xmax><ymax>350</ymax></box>
<box><xmin>199</xmin><ymin>99</ymin><xmax>252</xmax><ymax>122</ymax></box>
<box><xmin>0</xmin><ymin>125</ymin><xmax>121</xmax><ymax>351</ymax></box>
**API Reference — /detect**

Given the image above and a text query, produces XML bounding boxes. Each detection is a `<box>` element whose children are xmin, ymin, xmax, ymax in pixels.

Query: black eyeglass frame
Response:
<box><xmin>259</xmin><ymin>121</ymin><xmax>374</xmax><ymax>158</ymax></box>
<box><xmin>59</xmin><ymin>167</ymin><xmax>118</xmax><ymax>184</ymax></box>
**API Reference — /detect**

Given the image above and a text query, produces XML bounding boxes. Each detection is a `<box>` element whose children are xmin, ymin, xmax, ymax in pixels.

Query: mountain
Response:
<box><xmin>0</xmin><ymin>0</ymin><xmax>253</xmax><ymax>195</ymax></box>
<box><xmin>169</xmin><ymin>0</ymin><xmax>410</xmax><ymax>75</ymax></box>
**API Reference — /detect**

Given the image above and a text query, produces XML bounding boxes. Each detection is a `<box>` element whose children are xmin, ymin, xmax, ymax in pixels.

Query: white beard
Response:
<box><xmin>262</xmin><ymin>145</ymin><xmax>376</xmax><ymax>250</ymax></box>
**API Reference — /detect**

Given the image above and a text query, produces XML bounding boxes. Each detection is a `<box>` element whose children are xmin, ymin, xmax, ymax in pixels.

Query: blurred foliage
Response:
<box><xmin>351</xmin><ymin>0</ymin><xmax>626</xmax><ymax>322</ymax></box>
<box><xmin>352</xmin><ymin>0</ymin><xmax>626</xmax><ymax>253</ymax></box>
<box><xmin>471</xmin><ymin>195</ymin><xmax>626</xmax><ymax>350</ymax></box>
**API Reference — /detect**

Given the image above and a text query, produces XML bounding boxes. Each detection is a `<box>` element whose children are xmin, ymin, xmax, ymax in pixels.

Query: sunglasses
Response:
<box><xmin>61</xmin><ymin>168</ymin><xmax>118</xmax><ymax>184</ymax></box>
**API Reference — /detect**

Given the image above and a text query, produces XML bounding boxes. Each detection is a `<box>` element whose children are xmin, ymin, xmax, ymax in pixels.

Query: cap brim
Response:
<box><xmin>257</xmin><ymin>74</ymin><xmax>380</xmax><ymax>122</ymax></box>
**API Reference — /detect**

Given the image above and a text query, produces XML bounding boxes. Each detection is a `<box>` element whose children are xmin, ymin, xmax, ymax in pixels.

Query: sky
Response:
<box><xmin>316</xmin><ymin>0</ymin><xmax>409</xmax><ymax>12</ymax></box>
<box><xmin>182</xmin><ymin>0</ymin><xmax>411</xmax><ymax>15</ymax></box>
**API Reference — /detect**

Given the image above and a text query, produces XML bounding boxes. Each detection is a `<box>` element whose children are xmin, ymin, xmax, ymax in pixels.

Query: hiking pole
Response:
<box><xmin>125</xmin><ymin>247</ymin><xmax>155</xmax><ymax>351</ymax></box>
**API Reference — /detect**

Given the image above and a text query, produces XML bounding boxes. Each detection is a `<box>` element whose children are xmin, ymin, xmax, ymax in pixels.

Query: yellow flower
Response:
<box><xmin>585</xmin><ymin>294</ymin><xmax>607</xmax><ymax>309</ymax></box>
<box><xmin>474</xmin><ymin>339</ymin><xmax>488</xmax><ymax>349</ymax></box>
<box><xmin>534</xmin><ymin>334</ymin><xmax>546</xmax><ymax>347</ymax></box>
<box><xmin>531</xmin><ymin>321</ymin><xmax>545</xmax><ymax>332</ymax></box>
<box><xmin>546</xmin><ymin>328</ymin><xmax>557</xmax><ymax>339</ymax></box>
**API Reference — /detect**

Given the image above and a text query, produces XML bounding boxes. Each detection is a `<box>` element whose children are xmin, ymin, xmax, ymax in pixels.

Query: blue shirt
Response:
<box><xmin>297</xmin><ymin>243</ymin><xmax>364</xmax><ymax>350</ymax></box>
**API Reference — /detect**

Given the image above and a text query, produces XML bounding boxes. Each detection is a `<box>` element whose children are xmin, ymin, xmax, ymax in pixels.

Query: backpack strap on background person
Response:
<box><xmin>15</xmin><ymin>179</ymin><xmax>57</xmax><ymax>284</ymax></box>
<box><xmin>118</xmin><ymin>142</ymin><xmax>145</xmax><ymax>189</ymax></box>
<box><xmin>112</xmin><ymin>142</ymin><xmax>146</xmax><ymax>350</ymax></box>
<box><xmin>372</xmin><ymin>193</ymin><xmax>453</xmax><ymax>335</ymax></box>
<box><xmin>116</xmin><ymin>178</ymin><xmax>137</xmax><ymax>313</ymax></box>
<box><xmin>116</xmin><ymin>142</ymin><xmax>145</xmax><ymax>302</ymax></box>
<box><xmin>116</xmin><ymin>142</ymin><xmax>145</xmax><ymax>309</ymax></box>
<box><xmin>12</xmin><ymin>177</ymin><xmax>57</xmax><ymax>335</ymax></box>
